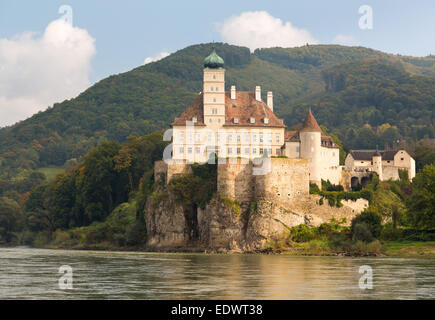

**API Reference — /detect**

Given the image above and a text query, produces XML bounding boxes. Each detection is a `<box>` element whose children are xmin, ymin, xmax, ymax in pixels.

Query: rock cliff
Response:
<box><xmin>145</xmin><ymin>187</ymin><xmax>367</xmax><ymax>252</ymax></box>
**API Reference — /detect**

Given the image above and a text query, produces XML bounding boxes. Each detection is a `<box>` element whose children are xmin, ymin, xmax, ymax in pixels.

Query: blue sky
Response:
<box><xmin>0</xmin><ymin>0</ymin><xmax>434</xmax><ymax>126</ymax></box>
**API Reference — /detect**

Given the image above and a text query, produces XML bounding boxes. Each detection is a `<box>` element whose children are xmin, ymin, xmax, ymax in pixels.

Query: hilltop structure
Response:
<box><xmin>170</xmin><ymin>49</ymin><xmax>341</xmax><ymax>187</ymax></box>
<box><xmin>158</xmin><ymin>49</ymin><xmax>415</xmax><ymax>196</ymax></box>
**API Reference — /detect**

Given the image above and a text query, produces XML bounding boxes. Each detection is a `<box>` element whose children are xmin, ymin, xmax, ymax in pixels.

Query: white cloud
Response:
<box><xmin>333</xmin><ymin>34</ymin><xmax>359</xmax><ymax>46</ymax></box>
<box><xmin>217</xmin><ymin>11</ymin><xmax>317</xmax><ymax>52</ymax></box>
<box><xmin>144</xmin><ymin>51</ymin><xmax>170</xmax><ymax>64</ymax></box>
<box><xmin>0</xmin><ymin>19</ymin><xmax>95</xmax><ymax>127</ymax></box>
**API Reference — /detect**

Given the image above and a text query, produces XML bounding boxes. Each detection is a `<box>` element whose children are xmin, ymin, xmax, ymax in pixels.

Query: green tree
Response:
<box><xmin>406</xmin><ymin>164</ymin><xmax>435</xmax><ymax>229</ymax></box>
<box><xmin>0</xmin><ymin>197</ymin><xmax>23</xmax><ymax>243</ymax></box>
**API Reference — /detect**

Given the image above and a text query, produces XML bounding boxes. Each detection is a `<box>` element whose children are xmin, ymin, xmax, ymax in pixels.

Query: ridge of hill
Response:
<box><xmin>0</xmin><ymin>42</ymin><xmax>434</xmax><ymax>179</ymax></box>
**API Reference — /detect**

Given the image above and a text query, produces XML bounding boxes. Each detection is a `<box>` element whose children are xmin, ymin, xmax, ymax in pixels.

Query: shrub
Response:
<box><xmin>351</xmin><ymin>208</ymin><xmax>382</xmax><ymax>239</ymax></box>
<box><xmin>380</xmin><ymin>222</ymin><xmax>403</xmax><ymax>241</ymax></box>
<box><xmin>352</xmin><ymin>222</ymin><xmax>373</xmax><ymax>242</ymax></box>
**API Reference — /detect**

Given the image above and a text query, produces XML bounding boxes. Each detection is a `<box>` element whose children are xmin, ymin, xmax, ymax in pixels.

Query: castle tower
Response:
<box><xmin>372</xmin><ymin>148</ymin><xmax>383</xmax><ymax>180</ymax></box>
<box><xmin>203</xmin><ymin>50</ymin><xmax>225</xmax><ymax>130</ymax></box>
<box><xmin>299</xmin><ymin>109</ymin><xmax>322</xmax><ymax>186</ymax></box>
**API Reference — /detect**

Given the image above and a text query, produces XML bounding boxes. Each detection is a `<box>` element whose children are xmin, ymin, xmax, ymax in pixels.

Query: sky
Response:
<box><xmin>0</xmin><ymin>0</ymin><xmax>434</xmax><ymax>127</ymax></box>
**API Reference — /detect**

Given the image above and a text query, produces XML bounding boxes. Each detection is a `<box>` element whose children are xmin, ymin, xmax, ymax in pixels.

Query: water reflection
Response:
<box><xmin>0</xmin><ymin>248</ymin><xmax>433</xmax><ymax>299</ymax></box>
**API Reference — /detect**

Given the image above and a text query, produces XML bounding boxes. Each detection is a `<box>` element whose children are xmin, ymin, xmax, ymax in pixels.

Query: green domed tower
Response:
<box><xmin>203</xmin><ymin>50</ymin><xmax>225</xmax><ymax>129</ymax></box>
<box><xmin>204</xmin><ymin>49</ymin><xmax>224</xmax><ymax>69</ymax></box>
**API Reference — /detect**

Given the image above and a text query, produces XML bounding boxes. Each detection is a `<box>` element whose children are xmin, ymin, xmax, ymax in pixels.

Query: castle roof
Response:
<box><xmin>301</xmin><ymin>110</ymin><xmax>322</xmax><ymax>132</ymax></box>
<box><xmin>284</xmin><ymin>130</ymin><xmax>338</xmax><ymax>148</ymax></box>
<box><xmin>350</xmin><ymin>150</ymin><xmax>399</xmax><ymax>161</ymax></box>
<box><xmin>172</xmin><ymin>92</ymin><xmax>286</xmax><ymax>128</ymax></box>
<box><xmin>204</xmin><ymin>50</ymin><xmax>224</xmax><ymax>69</ymax></box>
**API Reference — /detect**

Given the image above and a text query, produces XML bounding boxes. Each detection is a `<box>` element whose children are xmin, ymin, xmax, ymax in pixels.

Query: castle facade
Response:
<box><xmin>164</xmin><ymin>50</ymin><xmax>415</xmax><ymax>194</ymax></box>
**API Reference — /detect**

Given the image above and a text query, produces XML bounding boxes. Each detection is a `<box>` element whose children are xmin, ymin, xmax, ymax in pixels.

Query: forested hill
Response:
<box><xmin>1</xmin><ymin>42</ymin><xmax>435</xmax><ymax>179</ymax></box>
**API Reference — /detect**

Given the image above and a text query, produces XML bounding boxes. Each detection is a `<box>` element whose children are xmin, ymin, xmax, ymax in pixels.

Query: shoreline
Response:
<box><xmin>2</xmin><ymin>241</ymin><xmax>434</xmax><ymax>258</ymax></box>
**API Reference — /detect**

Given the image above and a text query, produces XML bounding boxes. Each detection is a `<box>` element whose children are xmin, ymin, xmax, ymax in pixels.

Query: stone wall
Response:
<box><xmin>254</xmin><ymin>158</ymin><xmax>309</xmax><ymax>207</ymax></box>
<box><xmin>217</xmin><ymin>159</ymin><xmax>255</xmax><ymax>201</ymax></box>
<box><xmin>154</xmin><ymin>160</ymin><xmax>192</xmax><ymax>184</ymax></box>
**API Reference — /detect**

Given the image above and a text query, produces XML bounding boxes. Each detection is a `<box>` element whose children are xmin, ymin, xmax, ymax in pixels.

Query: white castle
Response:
<box><xmin>169</xmin><ymin>50</ymin><xmax>415</xmax><ymax>188</ymax></box>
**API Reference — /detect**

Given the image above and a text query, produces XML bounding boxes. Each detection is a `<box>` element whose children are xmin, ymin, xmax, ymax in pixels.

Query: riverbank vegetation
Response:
<box><xmin>0</xmin><ymin>126</ymin><xmax>434</xmax><ymax>257</ymax></box>
<box><xmin>267</xmin><ymin>166</ymin><xmax>435</xmax><ymax>256</ymax></box>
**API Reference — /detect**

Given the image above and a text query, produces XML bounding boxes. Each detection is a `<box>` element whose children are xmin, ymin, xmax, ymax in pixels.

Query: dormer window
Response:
<box><xmin>264</xmin><ymin>118</ymin><xmax>269</xmax><ymax>124</ymax></box>
<box><xmin>233</xmin><ymin>117</ymin><xmax>239</xmax><ymax>124</ymax></box>
<box><xmin>250</xmin><ymin>117</ymin><xmax>255</xmax><ymax>124</ymax></box>
<box><xmin>192</xmin><ymin>117</ymin><xmax>197</xmax><ymax>123</ymax></box>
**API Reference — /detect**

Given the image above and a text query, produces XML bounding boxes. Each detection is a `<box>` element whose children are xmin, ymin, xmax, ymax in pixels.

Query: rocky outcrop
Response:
<box><xmin>145</xmin><ymin>188</ymin><xmax>367</xmax><ymax>252</ymax></box>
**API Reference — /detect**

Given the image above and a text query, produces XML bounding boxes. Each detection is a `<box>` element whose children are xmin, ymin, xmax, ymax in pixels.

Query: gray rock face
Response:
<box><xmin>145</xmin><ymin>190</ymin><xmax>315</xmax><ymax>252</ymax></box>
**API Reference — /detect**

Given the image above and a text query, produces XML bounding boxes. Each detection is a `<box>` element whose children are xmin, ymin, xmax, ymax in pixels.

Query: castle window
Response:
<box><xmin>208</xmin><ymin>133</ymin><xmax>212</xmax><ymax>142</ymax></box>
<box><xmin>401</xmin><ymin>158</ymin><xmax>404</xmax><ymax>161</ymax></box>
<box><xmin>218</xmin><ymin>119</ymin><xmax>221</xmax><ymax>124</ymax></box>
<box><xmin>179</xmin><ymin>147</ymin><xmax>184</xmax><ymax>154</ymax></box>
<box><xmin>179</xmin><ymin>133</ymin><xmax>184</xmax><ymax>142</ymax></box>
<box><xmin>196</xmin><ymin>147</ymin><xmax>200</xmax><ymax>154</ymax></box>
<box><xmin>264</xmin><ymin>118</ymin><xmax>269</xmax><ymax>124</ymax></box>
<box><xmin>211</xmin><ymin>87</ymin><xmax>214</xmax><ymax>91</ymax></box>
<box><xmin>228</xmin><ymin>135</ymin><xmax>232</xmax><ymax>142</ymax></box>
<box><xmin>276</xmin><ymin>149</ymin><xmax>281</xmax><ymax>155</ymax></box>
<box><xmin>260</xmin><ymin>135</ymin><xmax>263</xmax><ymax>143</ymax></box>
<box><xmin>250</xmin><ymin>117</ymin><xmax>255</xmax><ymax>124</ymax></box>
<box><xmin>311</xmin><ymin>135</ymin><xmax>314</xmax><ymax>140</ymax></box>
<box><xmin>228</xmin><ymin>147</ymin><xmax>232</xmax><ymax>154</ymax></box>
<box><xmin>253</xmin><ymin>135</ymin><xmax>257</xmax><ymax>143</ymax></box>
<box><xmin>296</xmin><ymin>146</ymin><xmax>300</xmax><ymax>152</ymax></box>
<box><xmin>215</xmin><ymin>87</ymin><xmax>218</xmax><ymax>91</ymax></box>
<box><xmin>276</xmin><ymin>135</ymin><xmax>280</xmax><ymax>143</ymax></box>
<box><xmin>268</xmin><ymin>134</ymin><xmax>272</xmax><ymax>143</ymax></box>
<box><xmin>253</xmin><ymin>148</ymin><xmax>257</xmax><ymax>154</ymax></box>
<box><xmin>245</xmin><ymin>148</ymin><xmax>249</xmax><ymax>154</ymax></box>
<box><xmin>213</xmin><ymin>75</ymin><xmax>216</xmax><ymax>79</ymax></box>
<box><xmin>237</xmin><ymin>134</ymin><xmax>241</xmax><ymax>142</ymax></box>
<box><xmin>195</xmin><ymin>133</ymin><xmax>201</xmax><ymax>142</ymax></box>
<box><xmin>188</xmin><ymin>147</ymin><xmax>192</xmax><ymax>154</ymax></box>
<box><xmin>260</xmin><ymin>148</ymin><xmax>263</xmax><ymax>155</ymax></box>
<box><xmin>217</xmin><ymin>134</ymin><xmax>220</xmax><ymax>142</ymax></box>
<box><xmin>212</xmin><ymin>108</ymin><xmax>217</xmax><ymax>114</ymax></box>
<box><xmin>188</xmin><ymin>133</ymin><xmax>193</xmax><ymax>143</ymax></box>
<box><xmin>245</xmin><ymin>134</ymin><xmax>250</xmax><ymax>142</ymax></box>
<box><xmin>213</xmin><ymin>98</ymin><xmax>216</xmax><ymax>102</ymax></box>
<box><xmin>192</xmin><ymin>117</ymin><xmax>197</xmax><ymax>123</ymax></box>
<box><xmin>233</xmin><ymin>117</ymin><xmax>239</xmax><ymax>124</ymax></box>
<box><xmin>332</xmin><ymin>152</ymin><xmax>335</xmax><ymax>157</ymax></box>
<box><xmin>237</xmin><ymin>147</ymin><xmax>241</xmax><ymax>154</ymax></box>
<box><xmin>269</xmin><ymin>148</ymin><xmax>272</xmax><ymax>155</ymax></box>
<box><xmin>209</xmin><ymin>119</ymin><xmax>212</xmax><ymax>123</ymax></box>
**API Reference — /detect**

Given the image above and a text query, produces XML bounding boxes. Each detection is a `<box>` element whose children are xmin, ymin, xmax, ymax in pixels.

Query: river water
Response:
<box><xmin>0</xmin><ymin>247</ymin><xmax>434</xmax><ymax>299</ymax></box>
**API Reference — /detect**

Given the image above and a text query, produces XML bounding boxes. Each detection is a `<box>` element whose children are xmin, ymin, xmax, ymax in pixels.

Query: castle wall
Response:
<box><xmin>320</xmin><ymin>165</ymin><xmax>342</xmax><ymax>185</ymax></box>
<box><xmin>299</xmin><ymin>131</ymin><xmax>322</xmax><ymax>185</ymax></box>
<box><xmin>254</xmin><ymin>158</ymin><xmax>309</xmax><ymax>207</ymax></box>
<box><xmin>154</xmin><ymin>160</ymin><xmax>192</xmax><ymax>184</ymax></box>
<box><xmin>217</xmin><ymin>158</ymin><xmax>255</xmax><ymax>201</ymax></box>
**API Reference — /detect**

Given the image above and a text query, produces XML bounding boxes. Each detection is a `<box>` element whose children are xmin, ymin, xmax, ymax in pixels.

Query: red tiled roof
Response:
<box><xmin>172</xmin><ymin>92</ymin><xmax>285</xmax><ymax>128</ymax></box>
<box><xmin>301</xmin><ymin>110</ymin><xmax>322</xmax><ymax>132</ymax></box>
<box><xmin>285</xmin><ymin>130</ymin><xmax>299</xmax><ymax>142</ymax></box>
<box><xmin>285</xmin><ymin>130</ymin><xmax>338</xmax><ymax>148</ymax></box>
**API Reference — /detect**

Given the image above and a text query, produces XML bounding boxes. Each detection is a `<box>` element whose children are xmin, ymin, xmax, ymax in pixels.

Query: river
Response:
<box><xmin>0</xmin><ymin>247</ymin><xmax>433</xmax><ymax>299</ymax></box>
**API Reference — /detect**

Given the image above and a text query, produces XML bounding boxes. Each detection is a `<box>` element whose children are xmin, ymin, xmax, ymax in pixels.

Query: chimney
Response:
<box><xmin>267</xmin><ymin>91</ymin><xmax>273</xmax><ymax>111</ymax></box>
<box><xmin>231</xmin><ymin>85</ymin><xmax>236</xmax><ymax>100</ymax></box>
<box><xmin>255</xmin><ymin>86</ymin><xmax>261</xmax><ymax>101</ymax></box>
